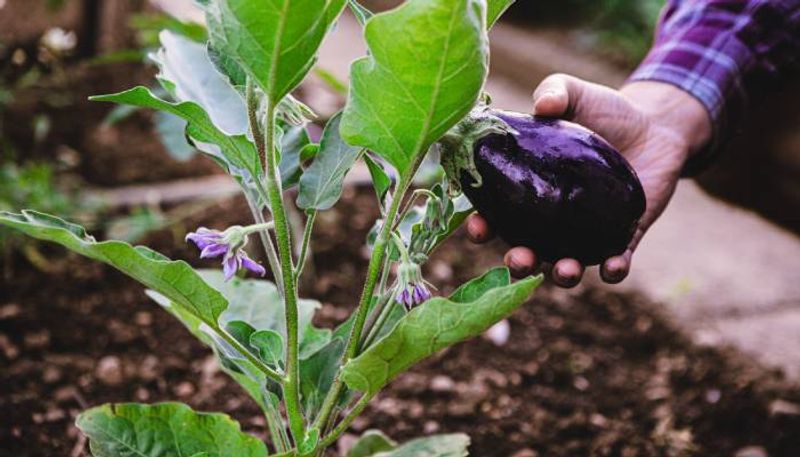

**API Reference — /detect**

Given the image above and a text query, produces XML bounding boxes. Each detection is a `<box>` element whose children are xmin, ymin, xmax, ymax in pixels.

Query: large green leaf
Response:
<box><xmin>340</xmin><ymin>0</ymin><xmax>489</xmax><ymax>174</ymax></box>
<box><xmin>90</xmin><ymin>87</ymin><xmax>261</xmax><ymax>193</ymax></box>
<box><xmin>341</xmin><ymin>270</ymin><xmax>542</xmax><ymax>395</ymax></box>
<box><xmin>0</xmin><ymin>211</ymin><xmax>226</xmax><ymax>328</ymax></box>
<box><xmin>376</xmin><ymin>434</ymin><xmax>470</xmax><ymax>457</ymax></box>
<box><xmin>297</xmin><ymin>112</ymin><xmax>363</xmax><ymax>211</ymax></box>
<box><xmin>202</xmin><ymin>0</ymin><xmax>347</xmax><ymax>103</ymax></box>
<box><xmin>487</xmin><ymin>0</ymin><xmax>516</xmax><ymax>28</ymax></box>
<box><xmin>76</xmin><ymin>402</ymin><xmax>266</xmax><ymax>457</ymax></box>
<box><xmin>152</xmin><ymin>30</ymin><xmax>249</xmax><ymax>136</ymax></box>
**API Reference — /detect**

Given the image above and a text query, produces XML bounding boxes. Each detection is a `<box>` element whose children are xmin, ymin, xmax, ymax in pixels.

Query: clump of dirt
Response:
<box><xmin>2</xmin><ymin>189</ymin><xmax>799</xmax><ymax>457</ymax></box>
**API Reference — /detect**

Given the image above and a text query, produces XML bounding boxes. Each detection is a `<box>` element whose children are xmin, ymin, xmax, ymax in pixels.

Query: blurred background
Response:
<box><xmin>1</xmin><ymin>1</ymin><xmax>799</xmax><ymax>456</ymax></box>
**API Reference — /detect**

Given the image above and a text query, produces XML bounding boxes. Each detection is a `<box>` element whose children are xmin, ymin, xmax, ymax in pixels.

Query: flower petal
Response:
<box><xmin>200</xmin><ymin>243</ymin><xmax>229</xmax><ymax>259</ymax></box>
<box><xmin>240</xmin><ymin>253</ymin><xmax>266</xmax><ymax>277</ymax></box>
<box><xmin>222</xmin><ymin>253</ymin><xmax>239</xmax><ymax>281</ymax></box>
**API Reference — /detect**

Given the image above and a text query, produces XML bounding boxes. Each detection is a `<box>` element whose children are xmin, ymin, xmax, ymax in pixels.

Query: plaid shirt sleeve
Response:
<box><xmin>629</xmin><ymin>0</ymin><xmax>800</xmax><ymax>174</ymax></box>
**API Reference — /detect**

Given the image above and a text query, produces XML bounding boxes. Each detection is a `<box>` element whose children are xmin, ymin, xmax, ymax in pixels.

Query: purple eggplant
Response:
<box><xmin>442</xmin><ymin>109</ymin><xmax>646</xmax><ymax>265</ymax></box>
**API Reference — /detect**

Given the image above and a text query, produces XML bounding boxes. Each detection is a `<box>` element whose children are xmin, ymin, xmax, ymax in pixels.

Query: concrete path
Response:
<box><xmin>156</xmin><ymin>1</ymin><xmax>800</xmax><ymax>381</ymax></box>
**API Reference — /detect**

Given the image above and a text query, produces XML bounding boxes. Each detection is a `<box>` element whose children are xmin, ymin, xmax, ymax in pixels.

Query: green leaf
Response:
<box><xmin>90</xmin><ymin>86</ymin><xmax>261</xmax><ymax>193</ymax></box>
<box><xmin>76</xmin><ymin>402</ymin><xmax>266</xmax><ymax>457</ymax></box>
<box><xmin>340</xmin><ymin>0</ymin><xmax>489</xmax><ymax>174</ymax></box>
<box><xmin>449</xmin><ymin>267</ymin><xmax>510</xmax><ymax>303</ymax></box>
<box><xmin>300</xmin><ymin>337</ymin><xmax>345</xmax><ymax>420</ymax></box>
<box><xmin>250</xmin><ymin>329</ymin><xmax>285</xmax><ymax>368</ymax></box>
<box><xmin>364</xmin><ymin>154</ymin><xmax>392</xmax><ymax>207</ymax></box>
<box><xmin>152</xmin><ymin>30</ymin><xmax>249</xmax><ymax>136</ymax></box>
<box><xmin>342</xmin><ymin>272</ymin><xmax>543</xmax><ymax>395</ymax></box>
<box><xmin>346</xmin><ymin>430</ymin><xmax>397</xmax><ymax>457</ymax></box>
<box><xmin>376</xmin><ymin>434</ymin><xmax>470</xmax><ymax>457</ymax></box>
<box><xmin>299</xmin><ymin>427</ymin><xmax>321</xmax><ymax>455</ymax></box>
<box><xmin>297</xmin><ymin>112</ymin><xmax>363</xmax><ymax>210</ymax></box>
<box><xmin>208</xmin><ymin>43</ymin><xmax>248</xmax><ymax>89</ymax></box>
<box><xmin>202</xmin><ymin>0</ymin><xmax>347</xmax><ymax>103</ymax></box>
<box><xmin>433</xmin><ymin>193</ymin><xmax>472</xmax><ymax>248</ymax></box>
<box><xmin>0</xmin><ymin>211</ymin><xmax>226</xmax><ymax>328</ymax></box>
<box><xmin>278</xmin><ymin>122</ymin><xmax>312</xmax><ymax>189</ymax></box>
<box><xmin>487</xmin><ymin>0</ymin><xmax>516</xmax><ymax>28</ymax></box>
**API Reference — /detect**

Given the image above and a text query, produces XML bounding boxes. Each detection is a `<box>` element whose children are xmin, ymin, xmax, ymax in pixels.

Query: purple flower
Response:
<box><xmin>394</xmin><ymin>259</ymin><xmax>433</xmax><ymax>310</ymax></box>
<box><xmin>396</xmin><ymin>282</ymin><xmax>432</xmax><ymax>310</ymax></box>
<box><xmin>186</xmin><ymin>226</ymin><xmax>266</xmax><ymax>281</ymax></box>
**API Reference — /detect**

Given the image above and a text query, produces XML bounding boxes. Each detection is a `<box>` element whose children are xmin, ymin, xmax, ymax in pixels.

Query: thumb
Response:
<box><xmin>532</xmin><ymin>73</ymin><xmax>583</xmax><ymax>118</ymax></box>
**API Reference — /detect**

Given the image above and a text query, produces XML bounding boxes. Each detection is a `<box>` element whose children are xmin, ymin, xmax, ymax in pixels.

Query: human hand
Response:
<box><xmin>467</xmin><ymin>75</ymin><xmax>712</xmax><ymax>287</ymax></box>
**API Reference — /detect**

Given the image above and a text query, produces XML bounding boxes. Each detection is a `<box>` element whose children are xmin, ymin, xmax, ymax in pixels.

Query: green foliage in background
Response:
<box><xmin>509</xmin><ymin>0</ymin><xmax>664</xmax><ymax>65</ymax></box>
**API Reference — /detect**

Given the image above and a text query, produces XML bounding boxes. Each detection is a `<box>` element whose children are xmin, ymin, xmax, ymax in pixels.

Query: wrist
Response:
<box><xmin>621</xmin><ymin>81</ymin><xmax>712</xmax><ymax>158</ymax></box>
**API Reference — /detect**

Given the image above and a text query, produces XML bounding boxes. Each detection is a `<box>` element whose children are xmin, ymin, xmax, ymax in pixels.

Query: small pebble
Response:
<box><xmin>430</xmin><ymin>375</ymin><xmax>455</xmax><ymax>393</ymax></box>
<box><xmin>484</xmin><ymin>319</ymin><xmax>510</xmax><ymax>346</ymax></box>
<box><xmin>174</xmin><ymin>382</ymin><xmax>195</xmax><ymax>398</ymax></box>
<box><xmin>0</xmin><ymin>303</ymin><xmax>22</xmax><ymax>319</ymax></box>
<box><xmin>769</xmin><ymin>399</ymin><xmax>800</xmax><ymax>416</ymax></box>
<box><xmin>42</xmin><ymin>366</ymin><xmax>62</xmax><ymax>384</ymax></box>
<box><xmin>705</xmin><ymin>389</ymin><xmax>722</xmax><ymax>404</ymax></box>
<box><xmin>96</xmin><ymin>356</ymin><xmax>124</xmax><ymax>386</ymax></box>
<box><xmin>573</xmin><ymin>376</ymin><xmax>590</xmax><ymax>391</ymax></box>
<box><xmin>134</xmin><ymin>311</ymin><xmax>153</xmax><ymax>326</ymax></box>
<box><xmin>735</xmin><ymin>446</ymin><xmax>768</xmax><ymax>457</ymax></box>
<box><xmin>24</xmin><ymin>330</ymin><xmax>50</xmax><ymax>349</ymax></box>
<box><xmin>423</xmin><ymin>420</ymin><xmax>440</xmax><ymax>434</ymax></box>
<box><xmin>511</xmin><ymin>449</ymin><xmax>539</xmax><ymax>457</ymax></box>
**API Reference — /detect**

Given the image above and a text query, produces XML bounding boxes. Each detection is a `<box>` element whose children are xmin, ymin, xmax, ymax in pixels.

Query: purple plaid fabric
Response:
<box><xmin>629</xmin><ymin>0</ymin><xmax>800</xmax><ymax>173</ymax></box>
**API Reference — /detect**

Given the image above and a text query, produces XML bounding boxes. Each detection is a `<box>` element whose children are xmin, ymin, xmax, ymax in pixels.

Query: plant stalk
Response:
<box><xmin>247</xmin><ymin>79</ymin><xmax>305</xmax><ymax>444</ymax></box>
<box><xmin>245</xmin><ymin>88</ymin><xmax>283</xmax><ymax>292</ymax></box>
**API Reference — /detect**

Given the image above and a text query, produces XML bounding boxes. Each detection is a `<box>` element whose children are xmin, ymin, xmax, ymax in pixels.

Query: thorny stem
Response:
<box><xmin>245</xmin><ymin>87</ymin><xmax>283</xmax><ymax>292</ymax></box>
<box><xmin>294</xmin><ymin>210</ymin><xmax>317</xmax><ymax>282</ymax></box>
<box><xmin>311</xmin><ymin>153</ymin><xmax>426</xmax><ymax>436</ymax></box>
<box><xmin>247</xmin><ymin>79</ymin><xmax>305</xmax><ymax>444</ymax></box>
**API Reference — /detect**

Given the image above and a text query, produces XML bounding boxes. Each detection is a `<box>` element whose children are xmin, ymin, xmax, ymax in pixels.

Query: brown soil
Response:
<box><xmin>2</xmin><ymin>189</ymin><xmax>799</xmax><ymax>457</ymax></box>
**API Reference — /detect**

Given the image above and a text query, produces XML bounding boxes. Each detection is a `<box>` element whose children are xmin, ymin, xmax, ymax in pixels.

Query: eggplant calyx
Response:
<box><xmin>438</xmin><ymin>106</ymin><xmax>513</xmax><ymax>197</ymax></box>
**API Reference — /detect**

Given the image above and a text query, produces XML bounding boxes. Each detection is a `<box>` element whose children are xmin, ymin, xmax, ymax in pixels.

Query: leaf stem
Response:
<box><xmin>247</xmin><ymin>78</ymin><xmax>305</xmax><ymax>444</ymax></box>
<box><xmin>360</xmin><ymin>292</ymin><xmax>395</xmax><ymax>349</ymax></box>
<box><xmin>316</xmin><ymin>394</ymin><xmax>373</xmax><ymax>451</ymax></box>
<box><xmin>294</xmin><ymin>210</ymin><xmax>316</xmax><ymax>282</ymax></box>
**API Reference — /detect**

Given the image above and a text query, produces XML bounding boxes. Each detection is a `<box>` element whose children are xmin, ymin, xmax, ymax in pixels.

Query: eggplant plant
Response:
<box><xmin>1</xmin><ymin>1</ymin><xmax>543</xmax><ymax>455</ymax></box>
